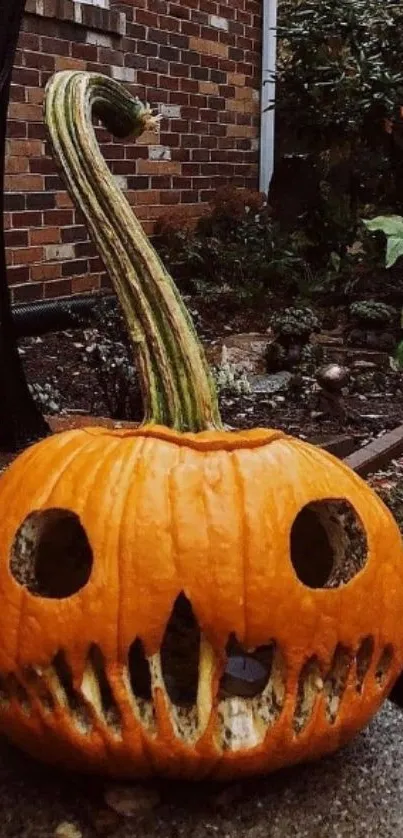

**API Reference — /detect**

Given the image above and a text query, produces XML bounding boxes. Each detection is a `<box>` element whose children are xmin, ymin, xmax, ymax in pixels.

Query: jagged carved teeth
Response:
<box><xmin>0</xmin><ymin>591</ymin><xmax>395</xmax><ymax>756</ymax></box>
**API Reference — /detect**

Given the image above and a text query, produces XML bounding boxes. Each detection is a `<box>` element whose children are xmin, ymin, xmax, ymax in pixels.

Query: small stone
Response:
<box><xmin>220</xmin><ymin>333</ymin><xmax>269</xmax><ymax>375</ymax></box>
<box><xmin>54</xmin><ymin>823</ymin><xmax>82</xmax><ymax>838</ymax></box>
<box><xmin>250</xmin><ymin>371</ymin><xmax>292</xmax><ymax>394</ymax></box>
<box><xmin>316</xmin><ymin>363</ymin><xmax>349</xmax><ymax>392</ymax></box>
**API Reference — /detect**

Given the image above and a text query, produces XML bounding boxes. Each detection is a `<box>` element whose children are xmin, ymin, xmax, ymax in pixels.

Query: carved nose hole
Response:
<box><xmin>160</xmin><ymin>593</ymin><xmax>200</xmax><ymax>706</ymax></box>
<box><xmin>10</xmin><ymin>508</ymin><xmax>93</xmax><ymax>599</ymax></box>
<box><xmin>290</xmin><ymin>500</ymin><xmax>367</xmax><ymax>589</ymax></box>
<box><xmin>219</xmin><ymin>634</ymin><xmax>273</xmax><ymax>698</ymax></box>
<box><xmin>128</xmin><ymin>638</ymin><xmax>152</xmax><ymax>701</ymax></box>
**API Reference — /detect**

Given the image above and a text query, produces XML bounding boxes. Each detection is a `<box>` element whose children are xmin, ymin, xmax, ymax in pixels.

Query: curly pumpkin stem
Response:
<box><xmin>44</xmin><ymin>71</ymin><xmax>221</xmax><ymax>431</ymax></box>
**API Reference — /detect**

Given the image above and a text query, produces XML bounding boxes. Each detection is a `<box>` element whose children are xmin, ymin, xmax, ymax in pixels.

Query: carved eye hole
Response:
<box><xmin>10</xmin><ymin>508</ymin><xmax>93</xmax><ymax>599</ymax></box>
<box><xmin>290</xmin><ymin>500</ymin><xmax>368</xmax><ymax>589</ymax></box>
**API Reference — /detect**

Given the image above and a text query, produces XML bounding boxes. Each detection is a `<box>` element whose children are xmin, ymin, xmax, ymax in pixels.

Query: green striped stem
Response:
<box><xmin>44</xmin><ymin>71</ymin><xmax>222</xmax><ymax>431</ymax></box>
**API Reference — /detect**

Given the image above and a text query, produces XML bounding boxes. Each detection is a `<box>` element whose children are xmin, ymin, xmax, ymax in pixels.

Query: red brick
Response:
<box><xmin>6</xmin><ymin>122</ymin><xmax>27</xmax><ymax>138</ymax></box>
<box><xmin>55</xmin><ymin>192</ymin><xmax>74</xmax><ymax>209</ymax></box>
<box><xmin>30</xmin><ymin>226</ymin><xmax>61</xmax><ymax>245</ymax></box>
<box><xmin>137</xmin><ymin>160</ymin><xmax>181</xmax><ymax>175</ymax></box>
<box><xmin>5</xmin><ymin>229</ymin><xmax>29</xmax><ymax>248</ymax></box>
<box><xmin>12</xmin><ymin>246</ymin><xmax>44</xmax><ymax>265</ymax></box>
<box><xmin>12</xmin><ymin>282</ymin><xmax>44</xmax><ymax>302</ymax></box>
<box><xmin>11</xmin><ymin>211</ymin><xmax>42</xmax><ymax>227</ymax></box>
<box><xmin>43</xmin><ymin>209</ymin><xmax>74</xmax><ymax>226</ymax></box>
<box><xmin>72</xmin><ymin>274</ymin><xmax>101</xmax><ymax>294</ymax></box>
<box><xmin>55</xmin><ymin>56</ymin><xmax>86</xmax><ymax>71</ymax></box>
<box><xmin>10</xmin><ymin>86</ymin><xmax>25</xmax><ymax>103</ymax></box>
<box><xmin>6</xmin><ymin>157</ymin><xmax>29</xmax><ymax>174</ymax></box>
<box><xmin>12</xmin><ymin>67</ymin><xmax>40</xmax><ymax>87</ymax></box>
<box><xmin>24</xmin><ymin>51</ymin><xmax>55</xmax><ymax>71</ymax></box>
<box><xmin>41</xmin><ymin>36</ymin><xmax>70</xmax><ymax>56</ymax></box>
<box><xmin>17</xmin><ymin>31</ymin><xmax>40</xmax><ymax>51</ymax></box>
<box><xmin>8</xmin><ymin>102</ymin><xmax>43</xmax><ymax>121</ymax></box>
<box><xmin>7</xmin><ymin>265</ymin><xmax>30</xmax><ymax>285</ymax></box>
<box><xmin>44</xmin><ymin>279</ymin><xmax>73</xmax><ymax>298</ymax></box>
<box><xmin>31</xmin><ymin>262</ymin><xmax>62</xmax><ymax>281</ymax></box>
<box><xmin>7</xmin><ymin>139</ymin><xmax>44</xmax><ymax>157</ymax></box>
<box><xmin>5</xmin><ymin>174</ymin><xmax>44</xmax><ymax>192</ymax></box>
<box><xmin>5</xmin><ymin>0</ymin><xmax>261</xmax><ymax>303</ymax></box>
<box><xmin>61</xmin><ymin>259</ymin><xmax>89</xmax><ymax>277</ymax></box>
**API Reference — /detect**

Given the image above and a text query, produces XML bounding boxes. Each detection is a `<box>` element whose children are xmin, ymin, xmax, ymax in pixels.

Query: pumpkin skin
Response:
<box><xmin>0</xmin><ymin>424</ymin><xmax>402</xmax><ymax>781</ymax></box>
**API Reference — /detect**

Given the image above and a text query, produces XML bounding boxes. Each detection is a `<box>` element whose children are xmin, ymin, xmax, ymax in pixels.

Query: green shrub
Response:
<box><xmin>274</xmin><ymin>0</ymin><xmax>403</xmax><ymax>267</ymax></box>
<box><xmin>155</xmin><ymin>186</ymin><xmax>309</xmax><ymax>300</ymax></box>
<box><xmin>349</xmin><ymin>300</ymin><xmax>397</xmax><ymax>326</ymax></box>
<box><xmin>271</xmin><ymin>307</ymin><xmax>321</xmax><ymax>341</ymax></box>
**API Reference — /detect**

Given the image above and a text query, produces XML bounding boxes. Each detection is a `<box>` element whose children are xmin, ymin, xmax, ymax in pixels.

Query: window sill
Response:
<box><xmin>25</xmin><ymin>0</ymin><xmax>126</xmax><ymax>37</ymax></box>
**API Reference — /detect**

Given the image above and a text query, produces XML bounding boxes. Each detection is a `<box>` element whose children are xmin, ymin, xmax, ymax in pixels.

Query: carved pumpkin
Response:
<box><xmin>0</xmin><ymin>71</ymin><xmax>402</xmax><ymax>780</ymax></box>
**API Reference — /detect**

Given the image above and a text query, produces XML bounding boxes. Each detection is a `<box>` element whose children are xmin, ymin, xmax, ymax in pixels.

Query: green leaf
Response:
<box><xmin>386</xmin><ymin>236</ymin><xmax>403</xmax><ymax>269</ymax></box>
<box><xmin>363</xmin><ymin>215</ymin><xmax>403</xmax><ymax>238</ymax></box>
<box><xmin>362</xmin><ymin>215</ymin><xmax>403</xmax><ymax>268</ymax></box>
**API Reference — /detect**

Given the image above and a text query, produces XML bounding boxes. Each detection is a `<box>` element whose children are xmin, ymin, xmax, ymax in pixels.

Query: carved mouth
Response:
<box><xmin>0</xmin><ymin>593</ymin><xmax>394</xmax><ymax>755</ymax></box>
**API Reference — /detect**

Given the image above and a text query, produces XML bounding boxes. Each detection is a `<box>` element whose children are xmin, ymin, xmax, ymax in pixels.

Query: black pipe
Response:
<box><xmin>12</xmin><ymin>292</ymin><xmax>115</xmax><ymax>338</ymax></box>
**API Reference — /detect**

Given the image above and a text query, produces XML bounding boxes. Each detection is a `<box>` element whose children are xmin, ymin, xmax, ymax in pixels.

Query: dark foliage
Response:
<box><xmin>155</xmin><ymin>186</ymin><xmax>310</xmax><ymax>301</ymax></box>
<box><xmin>81</xmin><ymin>296</ymin><xmax>143</xmax><ymax>421</ymax></box>
<box><xmin>272</xmin><ymin>0</ymin><xmax>403</xmax><ymax>275</ymax></box>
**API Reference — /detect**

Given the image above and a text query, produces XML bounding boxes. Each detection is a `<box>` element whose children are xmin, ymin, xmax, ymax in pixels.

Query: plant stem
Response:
<box><xmin>45</xmin><ymin>71</ymin><xmax>222</xmax><ymax>432</ymax></box>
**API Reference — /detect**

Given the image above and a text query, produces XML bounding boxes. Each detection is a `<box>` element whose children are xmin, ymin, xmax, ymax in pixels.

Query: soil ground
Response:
<box><xmin>16</xmin><ymin>306</ymin><xmax>403</xmax><ymax>449</ymax></box>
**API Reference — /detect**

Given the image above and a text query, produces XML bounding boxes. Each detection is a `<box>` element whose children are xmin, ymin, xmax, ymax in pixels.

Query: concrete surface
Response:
<box><xmin>1</xmin><ymin>701</ymin><xmax>403</xmax><ymax>837</ymax></box>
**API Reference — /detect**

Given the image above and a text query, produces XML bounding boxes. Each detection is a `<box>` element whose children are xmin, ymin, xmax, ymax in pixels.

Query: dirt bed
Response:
<box><xmin>17</xmin><ymin>327</ymin><xmax>403</xmax><ymax>447</ymax></box>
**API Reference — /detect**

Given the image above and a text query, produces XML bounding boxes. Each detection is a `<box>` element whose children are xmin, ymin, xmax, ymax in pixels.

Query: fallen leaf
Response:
<box><xmin>105</xmin><ymin>784</ymin><xmax>160</xmax><ymax>818</ymax></box>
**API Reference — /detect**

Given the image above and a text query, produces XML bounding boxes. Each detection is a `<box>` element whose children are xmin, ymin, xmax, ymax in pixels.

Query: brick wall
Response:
<box><xmin>5</xmin><ymin>0</ymin><xmax>262</xmax><ymax>303</ymax></box>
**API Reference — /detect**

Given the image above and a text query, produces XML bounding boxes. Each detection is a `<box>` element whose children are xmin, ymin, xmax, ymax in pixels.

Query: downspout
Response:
<box><xmin>259</xmin><ymin>0</ymin><xmax>278</xmax><ymax>196</ymax></box>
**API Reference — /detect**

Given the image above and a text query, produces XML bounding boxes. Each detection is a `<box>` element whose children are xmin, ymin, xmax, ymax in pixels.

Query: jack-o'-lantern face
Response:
<box><xmin>0</xmin><ymin>424</ymin><xmax>402</xmax><ymax>781</ymax></box>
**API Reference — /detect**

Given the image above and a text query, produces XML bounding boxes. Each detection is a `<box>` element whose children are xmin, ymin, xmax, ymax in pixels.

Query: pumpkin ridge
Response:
<box><xmin>116</xmin><ymin>435</ymin><xmax>149</xmax><ymax>665</ymax></box>
<box><xmin>13</xmin><ymin>436</ymin><xmax>114</xmax><ymax>670</ymax></box>
<box><xmin>230</xmin><ymin>453</ymin><xmax>247</xmax><ymax>644</ymax></box>
<box><xmin>0</xmin><ymin>432</ymin><xmax>83</xmax><ymax>519</ymax></box>
<box><xmin>80</xmin><ymin>425</ymin><xmax>286</xmax><ymax>452</ymax></box>
<box><xmin>44</xmin><ymin>436</ymin><xmax>123</xmax><ymax>510</ymax></box>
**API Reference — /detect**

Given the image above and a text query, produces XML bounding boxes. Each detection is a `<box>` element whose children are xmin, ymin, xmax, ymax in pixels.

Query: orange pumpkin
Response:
<box><xmin>0</xmin><ymin>424</ymin><xmax>402</xmax><ymax>780</ymax></box>
<box><xmin>0</xmin><ymin>70</ymin><xmax>402</xmax><ymax>780</ymax></box>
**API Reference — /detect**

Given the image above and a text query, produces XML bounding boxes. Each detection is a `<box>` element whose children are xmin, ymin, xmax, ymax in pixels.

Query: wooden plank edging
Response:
<box><xmin>344</xmin><ymin>423</ymin><xmax>403</xmax><ymax>477</ymax></box>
